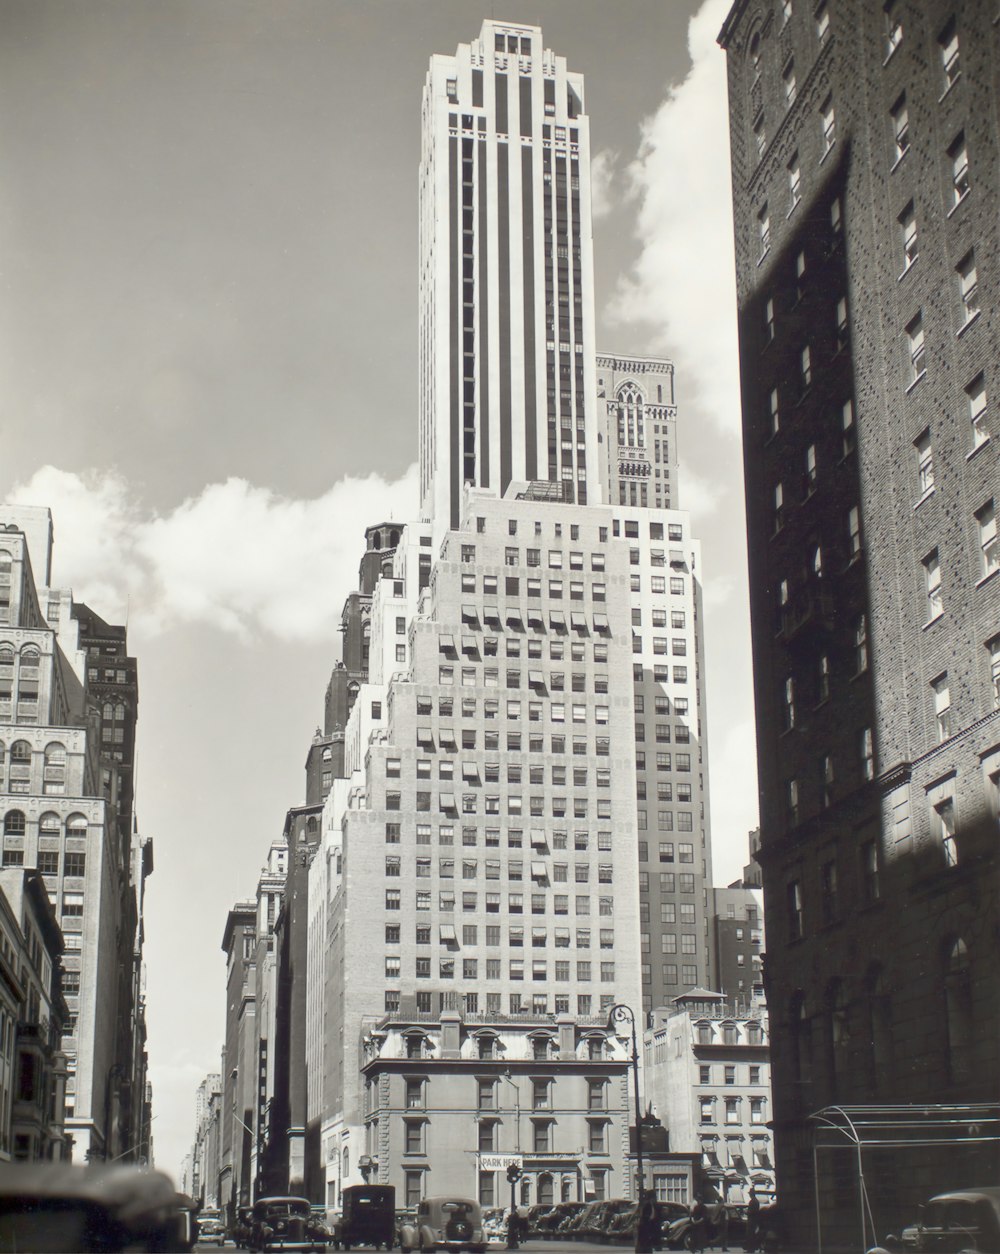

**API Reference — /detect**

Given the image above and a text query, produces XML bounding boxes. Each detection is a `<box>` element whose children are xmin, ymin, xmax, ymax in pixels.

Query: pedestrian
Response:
<box><xmin>744</xmin><ymin>1188</ymin><xmax>760</xmax><ymax>1253</ymax></box>
<box><xmin>689</xmin><ymin>1196</ymin><xmax>709</xmax><ymax>1254</ymax></box>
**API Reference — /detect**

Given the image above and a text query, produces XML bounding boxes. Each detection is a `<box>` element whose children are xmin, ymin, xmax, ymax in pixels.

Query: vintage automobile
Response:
<box><xmin>249</xmin><ymin>1196</ymin><xmax>331</xmax><ymax>1252</ymax></box>
<box><xmin>878</xmin><ymin>1188</ymin><xmax>1000</xmax><ymax>1254</ymax></box>
<box><xmin>0</xmin><ymin>1162</ymin><xmax>188</xmax><ymax>1253</ymax></box>
<box><xmin>398</xmin><ymin>1197</ymin><xmax>487</xmax><ymax>1254</ymax></box>
<box><xmin>332</xmin><ymin>1186</ymin><xmax>395</xmax><ymax>1250</ymax></box>
<box><xmin>234</xmin><ymin>1206</ymin><xmax>255</xmax><ymax>1248</ymax></box>
<box><xmin>199</xmin><ymin>1213</ymin><xmax>228</xmax><ymax>1245</ymax></box>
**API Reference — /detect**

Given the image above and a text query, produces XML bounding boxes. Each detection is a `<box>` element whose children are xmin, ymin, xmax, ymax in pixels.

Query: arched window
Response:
<box><xmin>0</xmin><ymin>646</ymin><xmax>13</xmax><ymax>668</ymax></box>
<box><xmin>865</xmin><ymin>964</ymin><xmax>893</xmax><ymax>1092</ymax></box>
<box><xmin>390</xmin><ymin>530</ymin><xmax>400</xmax><ymax>547</ymax></box>
<box><xmin>615</xmin><ymin>384</ymin><xmax>645</xmax><ymax>447</ymax></box>
<box><xmin>382</xmin><ymin>560</ymin><xmax>393</xmax><ymax>576</ymax></box>
<box><xmin>102</xmin><ymin>703</ymin><xmax>114</xmax><ymax>720</ymax></box>
<box><xmin>749</xmin><ymin>32</ymin><xmax>761</xmax><ymax>78</ymax></box>
<box><xmin>66</xmin><ymin>813</ymin><xmax>88</xmax><ymax>839</ymax></box>
<box><xmin>39</xmin><ymin>812</ymin><xmax>61</xmax><ymax>837</ymax></box>
<box><xmin>477</xmin><ymin>1033</ymin><xmax>500</xmax><ymax>1060</ymax></box>
<box><xmin>586</xmin><ymin>1035</ymin><xmax>605</xmax><ymax>1060</ymax></box>
<box><xmin>44</xmin><ymin>742</ymin><xmax>66</xmax><ymax>767</ymax></box>
<box><xmin>115</xmin><ymin>703</ymin><xmax>126</xmax><ymax>721</ymax></box>
<box><xmin>371</xmin><ymin>530</ymin><xmax>382</xmax><ymax>551</ymax></box>
<box><xmin>943</xmin><ymin>937</ymin><xmax>972</xmax><ymax>1082</ymax></box>
<box><xmin>530</xmin><ymin>1035</ymin><xmax>553</xmax><ymax>1061</ymax></box>
<box><xmin>9</xmin><ymin>741</ymin><xmax>30</xmax><ymax>763</ymax></box>
<box><xmin>19</xmin><ymin>647</ymin><xmax>39</xmax><ymax>670</ymax></box>
<box><xmin>3</xmin><ymin>811</ymin><xmax>25</xmax><ymax>836</ymax></box>
<box><xmin>342</xmin><ymin>1145</ymin><xmax>350</xmax><ymax>1179</ymax></box>
<box><xmin>537</xmin><ymin>1173</ymin><xmax>554</xmax><ymax>1206</ymax></box>
<box><xmin>347</xmin><ymin>682</ymin><xmax>360</xmax><ymax>713</ymax></box>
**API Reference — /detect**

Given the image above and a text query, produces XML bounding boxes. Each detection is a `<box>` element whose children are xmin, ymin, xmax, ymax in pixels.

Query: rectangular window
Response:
<box><xmin>782</xmin><ymin>59</ymin><xmax>796</xmax><ymax>107</ymax></box>
<box><xmin>957</xmin><ymin>252</ymin><xmax>979</xmax><ymax>323</ymax></box>
<box><xmin>923</xmin><ymin>548</ymin><xmax>943</xmax><ymax>620</ymax></box>
<box><xmin>906</xmin><ymin>312</ymin><xmax>925</xmax><ymax>384</ymax></box>
<box><xmin>950</xmin><ymin>133</ymin><xmax>969</xmax><ymax>204</ymax></box>
<box><xmin>891</xmin><ymin>94</ymin><xmax>909</xmax><ymax>161</ymax></box>
<box><xmin>939</xmin><ymin>20</ymin><xmax>960</xmax><ymax>90</ymax></box>
<box><xmin>967</xmin><ymin>374</ymin><xmax>989</xmax><ymax>449</ymax></box>
<box><xmin>932</xmin><ymin>674</ymin><xmax>952</xmax><ymax>742</ymax></box>
<box><xmin>900</xmin><ymin>202</ymin><xmax>918</xmax><ymax>268</ymax></box>
<box><xmin>758</xmin><ymin>203</ymin><xmax>770</xmax><ymax>256</ymax></box>
<box><xmin>820</xmin><ymin>95</ymin><xmax>835</xmax><ymax>153</ymax></box>
<box><xmin>976</xmin><ymin>500</ymin><xmax>998</xmax><ymax>578</ymax></box>
<box><xmin>915</xmin><ymin>429</ymin><xmax>934</xmax><ymax>494</ymax></box>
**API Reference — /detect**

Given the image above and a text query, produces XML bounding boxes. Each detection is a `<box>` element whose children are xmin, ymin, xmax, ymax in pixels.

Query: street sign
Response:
<box><xmin>479</xmin><ymin>1154</ymin><xmax>523</xmax><ymax>1172</ymax></box>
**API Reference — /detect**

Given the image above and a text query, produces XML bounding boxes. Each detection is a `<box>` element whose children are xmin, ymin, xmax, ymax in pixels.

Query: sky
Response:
<box><xmin>0</xmin><ymin>0</ymin><xmax>754</xmax><ymax>1178</ymax></box>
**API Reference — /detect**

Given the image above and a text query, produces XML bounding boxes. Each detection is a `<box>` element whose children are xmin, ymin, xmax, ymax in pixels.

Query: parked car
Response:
<box><xmin>332</xmin><ymin>1186</ymin><xmax>395</xmax><ymax>1250</ymax></box>
<box><xmin>877</xmin><ymin>1188</ymin><xmax>1000</xmax><ymax>1254</ymax></box>
<box><xmin>398</xmin><ymin>1197</ymin><xmax>487</xmax><ymax>1254</ymax></box>
<box><xmin>536</xmin><ymin>1202</ymin><xmax>586</xmax><ymax>1237</ymax></box>
<box><xmin>249</xmin><ymin>1196</ymin><xmax>330</xmax><ymax>1252</ymax></box>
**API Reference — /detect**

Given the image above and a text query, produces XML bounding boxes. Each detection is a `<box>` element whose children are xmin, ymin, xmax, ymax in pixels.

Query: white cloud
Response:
<box><xmin>605</xmin><ymin>0</ymin><xmax>740</xmax><ymax>438</ymax></box>
<box><xmin>707</xmin><ymin>717</ymin><xmax>759</xmax><ymax>884</ymax></box>
<box><xmin>700</xmin><ymin>573</ymin><xmax>734</xmax><ymax>609</ymax></box>
<box><xmin>8</xmin><ymin>465</ymin><xmax>419</xmax><ymax>643</ymax></box>
<box><xmin>590</xmin><ymin>148</ymin><xmax>618</xmax><ymax>220</ymax></box>
<box><xmin>677</xmin><ymin>459</ymin><xmax>726</xmax><ymax>519</ymax></box>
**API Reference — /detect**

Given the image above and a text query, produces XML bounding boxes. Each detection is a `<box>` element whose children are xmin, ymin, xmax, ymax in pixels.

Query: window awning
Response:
<box><xmin>571</xmin><ymin>612</ymin><xmax>587</xmax><ymax>630</ymax></box>
<box><xmin>549</xmin><ymin>610</ymin><xmax>566</xmax><ymax>627</ymax></box>
<box><xmin>462</xmin><ymin>635</ymin><xmax>478</xmax><ymax>653</ymax></box>
<box><xmin>417</xmin><ymin>726</ymin><xmax>434</xmax><ymax>744</ymax></box>
<box><xmin>670</xmin><ymin>548</ymin><xmax>687</xmax><ymax>566</ymax></box>
<box><xmin>439</xmin><ymin>793</ymin><xmax>456</xmax><ymax>809</ymax></box>
<box><xmin>532</xmin><ymin>926</ymin><xmax>547</xmax><ymax>939</ymax></box>
<box><xmin>527</xmin><ymin>609</ymin><xmax>545</xmax><ymax>627</ymax></box>
<box><xmin>462</xmin><ymin>762</ymin><xmax>478</xmax><ymax>779</ymax></box>
<box><xmin>531</xmin><ymin>861</ymin><xmax>547</xmax><ymax>879</ymax></box>
<box><xmin>529</xmin><ymin>670</ymin><xmax>545</xmax><ymax>686</ymax></box>
<box><xmin>732</xmin><ymin>1153</ymin><xmax>749</xmax><ymax>1177</ymax></box>
<box><xmin>439</xmin><ymin>634</ymin><xmax>455</xmax><ymax>651</ymax></box>
<box><xmin>506</xmin><ymin>608</ymin><xmax>522</xmax><ymax>625</ymax></box>
<box><xmin>439</xmin><ymin>727</ymin><xmax>457</xmax><ymax>746</ymax></box>
<box><xmin>461</xmin><ymin>604</ymin><xmax>478</xmax><ymax>622</ymax></box>
<box><xmin>484</xmin><ymin>604</ymin><xmax>501</xmax><ymax>623</ymax></box>
<box><xmin>530</xmin><ymin>830</ymin><xmax>547</xmax><ymax>848</ymax></box>
<box><xmin>593</xmin><ymin>612</ymin><xmax>609</xmax><ymax>632</ymax></box>
<box><xmin>440</xmin><ymin>923</ymin><xmax>456</xmax><ymax>942</ymax></box>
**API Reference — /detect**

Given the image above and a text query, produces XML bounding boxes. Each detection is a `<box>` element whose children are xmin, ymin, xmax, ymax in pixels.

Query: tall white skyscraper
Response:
<box><xmin>419</xmin><ymin>20</ymin><xmax>600</xmax><ymax>536</ymax></box>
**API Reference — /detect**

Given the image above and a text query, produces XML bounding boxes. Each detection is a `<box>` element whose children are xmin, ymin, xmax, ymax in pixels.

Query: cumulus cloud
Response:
<box><xmin>606</xmin><ymin>0</ymin><xmax>740</xmax><ymax>438</ymax></box>
<box><xmin>590</xmin><ymin>148</ymin><xmax>618</xmax><ymax>220</ymax></box>
<box><xmin>8</xmin><ymin>465</ymin><xmax>419</xmax><ymax>643</ymax></box>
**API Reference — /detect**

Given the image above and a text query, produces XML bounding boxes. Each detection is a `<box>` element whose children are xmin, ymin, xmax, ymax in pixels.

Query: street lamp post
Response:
<box><xmin>607</xmin><ymin>1004</ymin><xmax>652</xmax><ymax>1254</ymax></box>
<box><xmin>501</xmin><ymin>1072</ymin><xmax>522</xmax><ymax>1251</ymax></box>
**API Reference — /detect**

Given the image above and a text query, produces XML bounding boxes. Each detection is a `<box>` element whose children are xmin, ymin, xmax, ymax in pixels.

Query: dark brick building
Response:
<box><xmin>719</xmin><ymin>1</ymin><xmax>999</xmax><ymax>1246</ymax></box>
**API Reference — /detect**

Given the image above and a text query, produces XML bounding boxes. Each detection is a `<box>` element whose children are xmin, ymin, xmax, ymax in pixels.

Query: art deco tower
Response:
<box><xmin>419</xmin><ymin>20</ymin><xmax>600</xmax><ymax>535</ymax></box>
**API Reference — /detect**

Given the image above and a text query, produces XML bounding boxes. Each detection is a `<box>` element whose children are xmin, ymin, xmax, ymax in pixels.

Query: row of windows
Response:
<box><xmin>784</xmin><ymin>731</ymin><xmax>874</xmax><ymax>827</ymax></box>
<box><xmin>387</xmin><ymin>759</ymin><xmax>610</xmax><ymax>786</ymax></box>
<box><xmin>786</xmin><ymin>840</ymin><xmax>881</xmax><ymax>940</ymax></box>
<box><xmin>390</xmin><ymin>956</ymin><xmax>616</xmax><ymax>982</ymax></box>
<box><xmin>637</xmin><ymin>872</ymin><xmax>699</xmax><ymax>896</ymax></box>
<box><xmin>385</xmin><ymin>791</ymin><xmax>614</xmax><ymax>820</ymax></box>
<box><xmin>383</xmin><ymin>988</ymin><xmax>612</xmax><ymax>1018</ymax></box>
<box><xmin>699</xmin><ymin>1095</ymin><xmax>767</xmax><ymax>1125</ymax></box>
<box><xmin>385</xmin><ymin>824</ymin><xmax>609</xmax><ymax>851</ymax></box>
<box><xmin>1</xmin><ymin>849</ymin><xmax>85</xmax><ymax>877</ymax></box>
<box><xmin>395</xmin><ymin>1114</ymin><xmax>605</xmax><ymax>1157</ymax></box>
<box><xmin>443</xmin><ymin>633</ymin><xmax>612</xmax><ymax>664</ymax></box>
<box><xmin>384</xmin><ymin>889</ymin><xmax>615</xmax><ymax>916</ymax></box>
<box><xmin>2</xmin><ymin>811</ymin><xmax>88</xmax><ymax>836</ymax></box>
<box><xmin>435</xmin><ymin>663</ymin><xmax>613</xmax><ymax>694</ymax></box>
<box><xmin>385</xmin><ymin>858</ymin><xmax>612</xmax><ymax>883</ymax></box>
<box><xmin>0</xmin><ymin>646</ymin><xmax>40</xmax><ymax>665</ymax></box>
